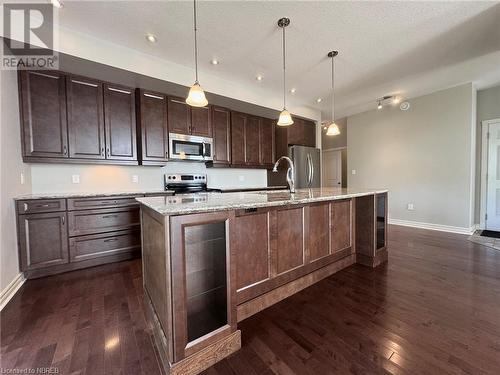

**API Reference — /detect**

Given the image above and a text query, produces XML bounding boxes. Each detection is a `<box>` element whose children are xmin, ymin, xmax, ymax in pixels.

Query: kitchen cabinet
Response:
<box><xmin>18</xmin><ymin>211</ymin><xmax>69</xmax><ymax>271</ymax></box>
<box><xmin>19</xmin><ymin>70</ymin><xmax>69</xmax><ymax>160</ymax></box>
<box><xmin>228</xmin><ymin>112</ymin><xmax>274</xmax><ymax>168</ymax></box>
<box><xmin>355</xmin><ymin>193</ymin><xmax>388</xmax><ymax>267</ymax></box>
<box><xmin>211</xmin><ymin>106</ymin><xmax>231</xmax><ymax>165</ymax></box>
<box><xmin>67</xmin><ymin>75</ymin><xmax>106</xmax><ymax>160</ymax></box>
<box><xmin>167</xmin><ymin>97</ymin><xmax>191</xmax><ymax>135</ymax></box>
<box><xmin>170</xmin><ymin>211</ymin><xmax>236</xmax><ymax>362</ymax></box>
<box><xmin>137</xmin><ymin>90</ymin><xmax>169</xmax><ymax>165</ymax></box>
<box><xmin>191</xmin><ymin>105</ymin><xmax>212</xmax><ymax>137</ymax></box>
<box><xmin>276</xmin><ymin>206</ymin><xmax>305</xmax><ymax>274</ymax></box>
<box><xmin>230</xmin><ymin>112</ymin><xmax>246</xmax><ymax>165</ymax></box>
<box><xmin>307</xmin><ymin>203</ymin><xmax>330</xmax><ymax>262</ymax></box>
<box><xmin>260</xmin><ymin>117</ymin><xmax>275</xmax><ymax>166</ymax></box>
<box><xmin>103</xmin><ymin>83</ymin><xmax>137</xmax><ymax>161</ymax></box>
<box><xmin>331</xmin><ymin>199</ymin><xmax>352</xmax><ymax>254</ymax></box>
<box><xmin>245</xmin><ymin>116</ymin><xmax>261</xmax><ymax>165</ymax></box>
<box><xmin>16</xmin><ymin>194</ymin><xmax>147</xmax><ymax>278</ymax></box>
<box><xmin>232</xmin><ymin>210</ymin><xmax>271</xmax><ymax>291</ymax></box>
<box><xmin>19</xmin><ymin>70</ymin><xmax>139</xmax><ymax>165</ymax></box>
<box><xmin>167</xmin><ymin>97</ymin><xmax>212</xmax><ymax>138</ymax></box>
<box><xmin>287</xmin><ymin>117</ymin><xmax>316</xmax><ymax>147</ymax></box>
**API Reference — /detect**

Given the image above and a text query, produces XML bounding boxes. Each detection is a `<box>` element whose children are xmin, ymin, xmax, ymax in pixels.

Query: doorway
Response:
<box><xmin>322</xmin><ymin>148</ymin><xmax>343</xmax><ymax>188</ymax></box>
<box><xmin>482</xmin><ymin>119</ymin><xmax>500</xmax><ymax>231</ymax></box>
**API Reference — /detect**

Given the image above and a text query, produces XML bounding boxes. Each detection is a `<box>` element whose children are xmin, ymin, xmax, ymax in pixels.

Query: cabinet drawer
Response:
<box><xmin>69</xmin><ymin>229</ymin><xmax>140</xmax><ymax>262</ymax></box>
<box><xmin>68</xmin><ymin>207</ymin><xmax>140</xmax><ymax>236</ymax></box>
<box><xmin>17</xmin><ymin>199</ymin><xmax>66</xmax><ymax>214</ymax></box>
<box><xmin>67</xmin><ymin>195</ymin><xmax>140</xmax><ymax>210</ymax></box>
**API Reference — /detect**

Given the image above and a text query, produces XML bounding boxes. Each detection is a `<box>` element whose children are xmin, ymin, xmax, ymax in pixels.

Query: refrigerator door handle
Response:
<box><xmin>309</xmin><ymin>157</ymin><xmax>314</xmax><ymax>186</ymax></box>
<box><xmin>306</xmin><ymin>153</ymin><xmax>312</xmax><ymax>187</ymax></box>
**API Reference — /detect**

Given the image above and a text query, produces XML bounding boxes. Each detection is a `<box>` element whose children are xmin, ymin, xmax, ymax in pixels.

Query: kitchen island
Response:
<box><xmin>137</xmin><ymin>188</ymin><xmax>388</xmax><ymax>375</ymax></box>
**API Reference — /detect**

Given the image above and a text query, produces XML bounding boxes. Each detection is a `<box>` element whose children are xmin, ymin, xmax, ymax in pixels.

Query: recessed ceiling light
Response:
<box><xmin>51</xmin><ymin>0</ymin><xmax>63</xmax><ymax>8</ymax></box>
<box><xmin>316</xmin><ymin>98</ymin><xmax>322</xmax><ymax>103</ymax></box>
<box><xmin>256</xmin><ymin>75</ymin><xmax>263</xmax><ymax>81</ymax></box>
<box><xmin>146</xmin><ymin>34</ymin><xmax>157</xmax><ymax>43</ymax></box>
<box><xmin>211</xmin><ymin>59</ymin><xmax>219</xmax><ymax>65</ymax></box>
<box><xmin>290</xmin><ymin>88</ymin><xmax>296</xmax><ymax>94</ymax></box>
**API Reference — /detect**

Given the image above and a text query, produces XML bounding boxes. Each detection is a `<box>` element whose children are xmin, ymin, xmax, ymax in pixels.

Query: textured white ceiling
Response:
<box><xmin>57</xmin><ymin>1</ymin><xmax>500</xmax><ymax>119</ymax></box>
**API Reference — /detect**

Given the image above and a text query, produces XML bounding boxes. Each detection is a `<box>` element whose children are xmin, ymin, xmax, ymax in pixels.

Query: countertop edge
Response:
<box><xmin>14</xmin><ymin>190</ymin><xmax>176</xmax><ymax>201</ymax></box>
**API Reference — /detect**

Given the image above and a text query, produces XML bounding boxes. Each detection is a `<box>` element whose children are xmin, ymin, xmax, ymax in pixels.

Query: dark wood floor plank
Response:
<box><xmin>2</xmin><ymin>225</ymin><xmax>500</xmax><ymax>374</ymax></box>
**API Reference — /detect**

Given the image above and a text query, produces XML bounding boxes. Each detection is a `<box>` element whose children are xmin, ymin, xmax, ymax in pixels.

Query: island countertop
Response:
<box><xmin>135</xmin><ymin>187</ymin><xmax>388</xmax><ymax>216</ymax></box>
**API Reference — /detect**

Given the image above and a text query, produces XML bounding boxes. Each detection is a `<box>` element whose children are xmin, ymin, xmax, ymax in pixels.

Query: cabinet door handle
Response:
<box><xmin>63</xmin><ymin>145</ymin><xmax>67</xmax><ymax>155</ymax></box>
<box><xmin>102</xmin><ymin>214</ymin><xmax>118</xmax><ymax>219</ymax></box>
<box><xmin>24</xmin><ymin>203</ymin><xmax>28</xmax><ymax>212</ymax></box>
<box><xmin>71</xmin><ymin>79</ymin><xmax>98</xmax><ymax>88</ymax></box>
<box><xmin>144</xmin><ymin>93</ymin><xmax>164</xmax><ymax>100</ymax></box>
<box><xmin>101</xmin><ymin>147</ymin><xmax>105</xmax><ymax>156</ymax></box>
<box><xmin>62</xmin><ymin>216</ymin><xmax>65</xmax><ymax>225</ymax></box>
<box><xmin>106</xmin><ymin>148</ymin><xmax>110</xmax><ymax>157</ymax></box>
<box><xmin>104</xmin><ymin>238</ymin><xmax>118</xmax><ymax>242</ymax></box>
<box><xmin>170</xmin><ymin>99</ymin><xmax>186</xmax><ymax>105</ymax></box>
<box><xmin>108</xmin><ymin>87</ymin><xmax>131</xmax><ymax>94</ymax></box>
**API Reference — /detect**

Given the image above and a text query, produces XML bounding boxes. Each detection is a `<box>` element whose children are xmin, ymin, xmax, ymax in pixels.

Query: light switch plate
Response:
<box><xmin>72</xmin><ymin>174</ymin><xmax>80</xmax><ymax>184</ymax></box>
<box><xmin>407</xmin><ymin>203</ymin><xmax>414</xmax><ymax>211</ymax></box>
<box><xmin>132</xmin><ymin>175</ymin><xmax>139</xmax><ymax>183</ymax></box>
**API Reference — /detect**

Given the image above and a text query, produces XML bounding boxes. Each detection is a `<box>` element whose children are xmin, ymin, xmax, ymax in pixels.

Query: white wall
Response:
<box><xmin>348</xmin><ymin>83</ymin><xmax>475</xmax><ymax>230</ymax></box>
<box><xmin>30</xmin><ymin>163</ymin><xmax>267</xmax><ymax>194</ymax></box>
<box><xmin>1</xmin><ymin>69</ymin><xmax>32</xmax><ymax>293</ymax></box>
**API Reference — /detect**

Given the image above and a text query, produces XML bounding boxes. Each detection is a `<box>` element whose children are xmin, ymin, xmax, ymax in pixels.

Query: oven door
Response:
<box><xmin>169</xmin><ymin>133</ymin><xmax>213</xmax><ymax>161</ymax></box>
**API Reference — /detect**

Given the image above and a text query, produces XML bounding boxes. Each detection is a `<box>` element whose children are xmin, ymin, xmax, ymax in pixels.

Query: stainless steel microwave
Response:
<box><xmin>169</xmin><ymin>133</ymin><xmax>213</xmax><ymax>161</ymax></box>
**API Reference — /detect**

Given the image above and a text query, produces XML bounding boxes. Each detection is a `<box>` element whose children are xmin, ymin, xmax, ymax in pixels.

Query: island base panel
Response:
<box><xmin>237</xmin><ymin>254</ymin><xmax>355</xmax><ymax>322</ymax></box>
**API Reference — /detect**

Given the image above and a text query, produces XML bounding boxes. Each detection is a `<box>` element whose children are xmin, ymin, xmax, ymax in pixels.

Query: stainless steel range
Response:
<box><xmin>164</xmin><ymin>173</ymin><xmax>209</xmax><ymax>194</ymax></box>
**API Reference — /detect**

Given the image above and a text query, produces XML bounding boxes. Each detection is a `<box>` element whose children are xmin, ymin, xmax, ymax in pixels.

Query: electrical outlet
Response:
<box><xmin>407</xmin><ymin>203</ymin><xmax>414</xmax><ymax>211</ymax></box>
<box><xmin>72</xmin><ymin>174</ymin><xmax>80</xmax><ymax>184</ymax></box>
<box><xmin>132</xmin><ymin>175</ymin><xmax>139</xmax><ymax>183</ymax></box>
<box><xmin>238</xmin><ymin>175</ymin><xmax>245</xmax><ymax>182</ymax></box>
<box><xmin>351</xmin><ymin>169</ymin><xmax>357</xmax><ymax>175</ymax></box>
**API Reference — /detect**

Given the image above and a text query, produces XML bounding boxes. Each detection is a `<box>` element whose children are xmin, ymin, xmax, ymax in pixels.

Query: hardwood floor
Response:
<box><xmin>2</xmin><ymin>225</ymin><xmax>500</xmax><ymax>374</ymax></box>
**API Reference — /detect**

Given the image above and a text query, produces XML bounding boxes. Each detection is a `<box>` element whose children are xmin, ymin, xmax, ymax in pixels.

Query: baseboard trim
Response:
<box><xmin>0</xmin><ymin>272</ymin><xmax>25</xmax><ymax>311</ymax></box>
<box><xmin>388</xmin><ymin>219</ymin><xmax>476</xmax><ymax>235</ymax></box>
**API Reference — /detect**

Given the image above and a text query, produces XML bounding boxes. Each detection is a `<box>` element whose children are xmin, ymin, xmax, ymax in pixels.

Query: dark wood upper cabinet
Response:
<box><xmin>245</xmin><ymin>116</ymin><xmax>261</xmax><ymax>165</ymax></box>
<box><xmin>167</xmin><ymin>97</ymin><xmax>191</xmax><ymax>135</ymax></box>
<box><xmin>211</xmin><ymin>106</ymin><xmax>231</xmax><ymax>165</ymax></box>
<box><xmin>137</xmin><ymin>90</ymin><xmax>168</xmax><ymax>164</ymax></box>
<box><xmin>103</xmin><ymin>83</ymin><xmax>137</xmax><ymax>161</ymax></box>
<box><xmin>287</xmin><ymin>118</ymin><xmax>316</xmax><ymax>147</ymax></box>
<box><xmin>260</xmin><ymin>117</ymin><xmax>275</xmax><ymax>166</ymax></box>
<box><xmin>191</xmin><ymin>105</ymin><xmax>212</xmax><ymax>137</ymax></box>
<box><xmin>230</xmin><ymin>112</ymin><xmax>246</xmax><ymax>165</ymax></box>
<box><xmin>18</xmin><ymin>211</ymin><xmax>69</xmax><ymax>271</ymax></box>
<box><xmin>66</xmin><ymin>75</ymin><xmax>105</xmax><ymax>159</ymax></box>
<box><xmin>19</xmin><ymin>70</ymin><xmax>69</xmax><ymax>159</ymax></box>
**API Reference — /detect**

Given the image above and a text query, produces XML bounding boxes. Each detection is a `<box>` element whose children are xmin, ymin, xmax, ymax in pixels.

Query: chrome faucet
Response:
<box><xmin>272</xmin><ymin>156</ymin><xmax>296</xmax><ymax>193</ymax></box>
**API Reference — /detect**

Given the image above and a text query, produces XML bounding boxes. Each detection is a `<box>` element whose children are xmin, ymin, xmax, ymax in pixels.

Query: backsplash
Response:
<box><xmin>29</xmin><ymin>162</ymin><xmax>268</xmax><ymax>194</ymax></box>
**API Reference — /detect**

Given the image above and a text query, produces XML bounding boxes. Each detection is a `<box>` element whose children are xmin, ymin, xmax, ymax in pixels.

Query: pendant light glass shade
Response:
<box><xmin>277</xmin><ymin>18</ymin><xmax>293</xmax><ymax>126</ymax></box>
<box><xmin>186</xmin><ymin>0</ymin><xmax>208</xmax><ymax>107</ymax></box>
<box><xmin>326</xmin><ymin>50</ymin><xmax>339</xmax><ymax>136</ymax></box>
<box><xmin>326</xmin><ymin>122</ymin><xmax>340</xmax><ymax>136</ymax></box>
<box><xmin>277</xmin><ymin>109</ymin><xmax>294</xmax><ymax>126</ymax></box>
<box><xmin>186</xmin><ymin>82</ymin><xmax>208</xmax><ymax>107</ymax></box>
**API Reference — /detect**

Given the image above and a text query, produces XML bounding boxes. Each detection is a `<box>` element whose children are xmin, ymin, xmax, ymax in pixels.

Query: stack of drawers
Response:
<box><xmin>16</xmin><ymin>194</ymin><xmax>169</xmax><ymax>279</ymax></box>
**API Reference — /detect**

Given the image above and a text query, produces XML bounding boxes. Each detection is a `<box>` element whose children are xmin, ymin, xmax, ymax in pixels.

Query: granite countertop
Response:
<box><xmin>136</xmin><ymin>187</ymin><xmax>388</xmax><ymax>216</ymax></box>
<box><xmin>15</xmin><ymin>190</ymin><xmax>176</xmax><ymax>200</ymax></box>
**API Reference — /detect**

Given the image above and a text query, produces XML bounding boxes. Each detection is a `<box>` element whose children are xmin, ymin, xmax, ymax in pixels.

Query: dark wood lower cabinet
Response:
<box><xmin>17</xmin><ymin>211</ymin><xmax>69</xmax><ymax>271</ymax></box>
<box><xmin>16</xmin><ymin>194</ymin><xmax>154</xmax><ymax>279</ymax></box>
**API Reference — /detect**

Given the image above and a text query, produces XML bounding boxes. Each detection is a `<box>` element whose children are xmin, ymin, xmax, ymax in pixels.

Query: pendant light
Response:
<box><xmin>186</xmin><ymin>0</ymin><xmax>208</xmax><ymax>107</ymax></box>
<box><xmin>325</xmin><ymin>51</ymin><xmax>340</xmax><ymax>136</ymax></box>
<box><xmin>277</xmin><ymin>17</ymin><xmax>293</xmax><ymax>126</ymax></box>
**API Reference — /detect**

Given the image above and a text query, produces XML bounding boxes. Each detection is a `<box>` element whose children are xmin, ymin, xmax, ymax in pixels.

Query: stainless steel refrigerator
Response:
<box><xmin>289</xmin><ymin>145</ymin><xmax>321</xmax><ymax>188</ymax></box>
